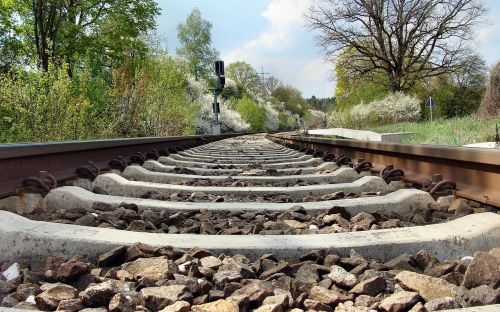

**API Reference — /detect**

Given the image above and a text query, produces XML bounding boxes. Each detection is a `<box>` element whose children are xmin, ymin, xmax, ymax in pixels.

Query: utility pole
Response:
<box><xmin>259</xmin><ymin>66</ymin><xmax>270</xmax><ymax>85</ymax></box>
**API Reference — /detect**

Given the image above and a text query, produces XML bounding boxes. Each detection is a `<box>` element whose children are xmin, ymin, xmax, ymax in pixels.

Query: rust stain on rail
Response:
<box><xmin>269</xmin><ymin>133</ymin><xmax>500</xmax><ymax>207</ymax></box>
<box><xmin>0</xmin><ymin>133</ymin><xmax>247</xmax><ymax>198</ymax></box>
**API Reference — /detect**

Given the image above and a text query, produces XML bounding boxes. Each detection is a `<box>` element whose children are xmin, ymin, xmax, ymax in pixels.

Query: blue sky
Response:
<box><xmin>156</xmin><ymin>0</ymin><xmax>500</xmax><ymax>98</ymax></box>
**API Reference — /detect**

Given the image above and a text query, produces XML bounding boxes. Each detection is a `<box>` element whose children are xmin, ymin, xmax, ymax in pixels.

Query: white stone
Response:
<box><xmin>2</xmin><ymin>262</ymin><xmax>20</xmax><ymax>281</ymax></box>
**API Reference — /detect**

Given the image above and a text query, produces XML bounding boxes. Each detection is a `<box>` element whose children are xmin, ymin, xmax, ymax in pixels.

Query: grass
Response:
<box><xmin>365</xmin><ymin>116</ymin><xmax>500</xmax><ymax>146</ymax></box>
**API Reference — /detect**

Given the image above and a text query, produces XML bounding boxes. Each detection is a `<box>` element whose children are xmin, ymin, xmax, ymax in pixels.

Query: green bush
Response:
<box><xmin>0</xmin><ymin>65</ymin><xmax>92</xmax><ymax>142</ymax></box>
<box><xmin>236</xmin><ymin>96</ymin><xmax>266</xmax><ymax>132</ymax></box>
<box><xmin>278</xmin><ymin>112</ymin><xmax>297</xmax><ymax>130</ymax></box>
<box><xmin>109</xmin><ymin>55</ymin><xmax>199</xmax><ymax>136</ymax></box>
<box><xmin>0</xmin><ymin>55</ymin><xmax>200</xmax><ymax>143</ymax></box>
<box><xmin>414</xmin><ymin>74</ymin><xmax>485</xmax><ymax>120</ymax></box>
<box><xmin>272</xmin><ymin>85</ymin><xmax>309</xmax><ymax>117</ymax></box>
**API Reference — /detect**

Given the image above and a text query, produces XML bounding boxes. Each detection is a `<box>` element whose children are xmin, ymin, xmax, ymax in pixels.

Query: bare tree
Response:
<box><xmin>264</xmin><ymin>76</ymin><xmax>281</xmax><ymax>95</ymax></box>
<box><xmin>307</xmin><ymin>0</ymin><xmax>486</xmax><ymax>92</ymax></box>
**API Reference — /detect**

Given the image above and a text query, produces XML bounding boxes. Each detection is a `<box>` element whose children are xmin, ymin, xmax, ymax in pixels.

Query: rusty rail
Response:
<box><xmin>268</xmin><ymin>132</ymin><xmax>500</xmax><ymax>207</ymax></box>
<box><xmin>0</xmin><ymin>133</ymin><xmax>246</xmax><ymax>198</ymax></box>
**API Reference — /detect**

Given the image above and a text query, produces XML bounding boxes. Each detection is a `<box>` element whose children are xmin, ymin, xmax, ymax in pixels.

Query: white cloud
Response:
<box><xmin>223</xmin><ymin>0</ymin><xmax>309</xmax><ymax>63</ymax></box>
<box><xmin>299</xmin><ymin>57</ymin><xmax>331</xmax><ymax>83</ymax></box>
<box><xmin>221</xmin><ymin>0</ymin><xmax>333</xmax><ymax>97</ymax></box>
<box><xmin>260</xmin><ymin>0</ymin><xmax>310</xmax><ymax>47</ymax></box>
<box><xmin>474</xmin><ymin>0</ymin><xmax>500</xmax><ymax>66</ymax></box>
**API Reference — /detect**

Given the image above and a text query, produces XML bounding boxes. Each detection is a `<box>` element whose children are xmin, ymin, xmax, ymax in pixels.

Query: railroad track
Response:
<box><xmin>0</xmin><ymin>133</ymin><xmax>499</xmax><ymax>311</ymax></box>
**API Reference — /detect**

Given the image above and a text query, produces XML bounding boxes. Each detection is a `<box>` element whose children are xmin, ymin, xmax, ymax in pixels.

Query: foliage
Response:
<box><xmin>326</xmin><ymin>110</ymin><xmax>351</xmax><ymax>129</ymax></box>
<box><xmin>187</xmin><ymin>77</ymin><xmax>249</xmax><ymax>133</ymax></box>
<box><xmin>0</xmin><ymin>65</ymin><xmax>91</xmax><ymax>142</ymax></box>
<box><xmin>414</xmin><ymin>55</ymin><xmax>487</xmax><ymax>119</ymax></box>
<box><xmin>272</xmin><ymin>85</ymin><xmax>309</xmax><ymax>117</ymax></box>
<box><xmin>479</xmin><ymin>62</ymin><xmax>500</xmax><ymax>118</ymax></box>
<box><xmin>0</xmin><ymin>55</ymin><xmax>200</xmax><ymax>142</ymax></box>
<box><xmin>263</xmin><ymin>103</ymin><xmax>280</xmax><ymax>132</ymax></box>
<box><xmin>278</xmin><ymin>112</ymin><xmax>298</xmax><ymax>130</ymax></box>
<box><xmin>307</xmin><ymin>96</ymin><xmax>336</xmax><ymax>113</ymax></box>
<box><xmin>334</xmin><ymin>49</ymin><xmax>390</xmax><ymax>110</ymax></box>
<box><xmin>305</xmin><ymin>109</ymin><xmax>327</xmax><ymax>129</ymax></box>
<box><xmin>263</xmin><ymin>76</ymin><xmax>281</xmax><ymax>96</ymax></box>
<box><xmin>334</xmin><ymin>48</ymin><xmax>486</xmax><ymax>119</ymax></box>
<box><xmin>0</xmin><ymin>0</ymin><xmax>27</xmax><ymax>71</ymax></box>
<box><xmin>109</xmin><ymin>55</ymin><xmax>199</xmax><ymax>137</ymax></box>
<box><xmin>220</xmin><ymin>78</ymin><xmax>241</xmax><ymax>100</ymax></box>
<box><xmin>327</xmin><ymin>92</ymin><xmax>421</xmax><ymax>128</ymax></box>
<box><xmin>1</xmin><ymin>2</ymin><xmax>311</xmax><ymax>142</ymax></box>
<box><xmin>226</xmin><ymin>61</ymin><xmax>261</xmax><ymax>95</ymax></box>
<box><xmin>235</xmin><ymin>96</ymin><xmax>266</xmax><ymax>132</ymax></box>
<box><xmin>308</xmin><ymin>0</ymin><xmax>486</xmax><ymax>92</ymax></box>
<box><xmin>2</xmin><ymin>0</ymin><xmax>159</xmax><ymax>72</ymax></box>
<box><xmin>177</xmin><ymin>8</ymin><xmax>218</xmax><ymax>81</ymax></box>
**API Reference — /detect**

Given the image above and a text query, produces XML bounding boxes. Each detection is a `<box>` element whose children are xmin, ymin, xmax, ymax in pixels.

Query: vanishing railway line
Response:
<box><xmin>0</xmin><ymin>133</ymin><xmax>499</xmax><ymax>311</ymax></box>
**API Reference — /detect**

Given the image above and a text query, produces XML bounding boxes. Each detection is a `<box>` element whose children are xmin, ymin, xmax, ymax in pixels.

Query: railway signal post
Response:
<box><xmin>212</xmin><ymin>60</ymin><xmax>225</xmax><ymax>135</ymax></box>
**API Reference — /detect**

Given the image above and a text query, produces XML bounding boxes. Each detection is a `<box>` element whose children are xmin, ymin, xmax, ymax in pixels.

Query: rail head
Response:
<box><xmin>0</xmin><ymin>133</ymin><xmax>250</xmax><ymax>198</ymax></box>
<box><xmin>269</xmin><ymin>133</ymin><xmax>500</xmax><ymax>166</ymax></box>
<box><xmin>268</xmin><ymin>132</ymin><xmax>500</xmax><ymax>207</ymax></box>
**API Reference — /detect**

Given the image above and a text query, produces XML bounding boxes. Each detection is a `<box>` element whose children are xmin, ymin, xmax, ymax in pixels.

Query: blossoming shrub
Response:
<box><xmin>328</xmin><ymin>92</ymin><xmax>421</xmax><ymax>128</ymax></box>
<box><xmin>264</xmin><ymin>105</ymin><xmax>280</xmax><ymax>132</ymax></box>
<box><xmin>188</xmin><ymin>77</ymin><xmax>250</xmax><ymax>133</ymax></box>
<box><xmin>306</xmin><ymin>109</ymin><xmax>327</xmax><ymax>129</ymax></box>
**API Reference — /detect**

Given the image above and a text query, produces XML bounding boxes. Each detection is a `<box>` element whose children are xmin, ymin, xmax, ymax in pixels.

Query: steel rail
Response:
<box><xmin>0</xmin><ymin>133</ymin><xmax>247</xmax><ymax>198</ymax></box>
<box><xmin>268</xmin><ymin>132</ymin><xmax>500</xmax><ymax>207</ymax></box>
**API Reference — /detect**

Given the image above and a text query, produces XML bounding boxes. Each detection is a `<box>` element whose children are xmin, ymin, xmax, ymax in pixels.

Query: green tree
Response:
<box><xmin>413</xmin><ymin>54</ymin><xmax>486</xmax><ymax>119</ymax></box>
<box><xmin>334</xmin><ymin>49</ymin><xmax>389</xmax><ymax>110</ymax></box>
<box><xmin>0</xmin><ymin>0</ymin><xmax>28</xmax><ymax>71</ymax></box>
<box><xmin>236</xmin><ymin>96</ymin><xmax>266</xmax><ymax>131</ymax></box>
<box><xmin>272</xmin><ymin>85</ymin><xmax>309</xmax><ymax>117</ymax></box>
<box><xmin>177</xmin><ymin>8</ymin><xmax>218</xmax><ymax>81</ymax></box>
<box><xmin>226</xmin><ymin>61</ymin><xmax>260</xmax><ymax>94</ymax></box>
<box><xmin>1</xmin><ymin>0</ymin><xmax>159</xmax><ymax>72</ymax></box>
<box><xmin>307</xmin><ymin>95</ymin><xmax>336</xmax><ymax>113</ymax></box>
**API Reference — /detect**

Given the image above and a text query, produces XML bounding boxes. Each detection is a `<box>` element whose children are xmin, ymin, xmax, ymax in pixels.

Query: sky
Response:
<box><xmin>156</xmin><ymin>0</ymin><xmax>500</xmax><ymax>98</ymax></box>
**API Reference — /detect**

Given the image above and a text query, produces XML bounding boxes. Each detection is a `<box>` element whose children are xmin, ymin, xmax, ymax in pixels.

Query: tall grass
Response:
<box><xmin>368</xmin><ymin>116</ymin><xmax>500</xmax><ymax>146</ymax></box>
